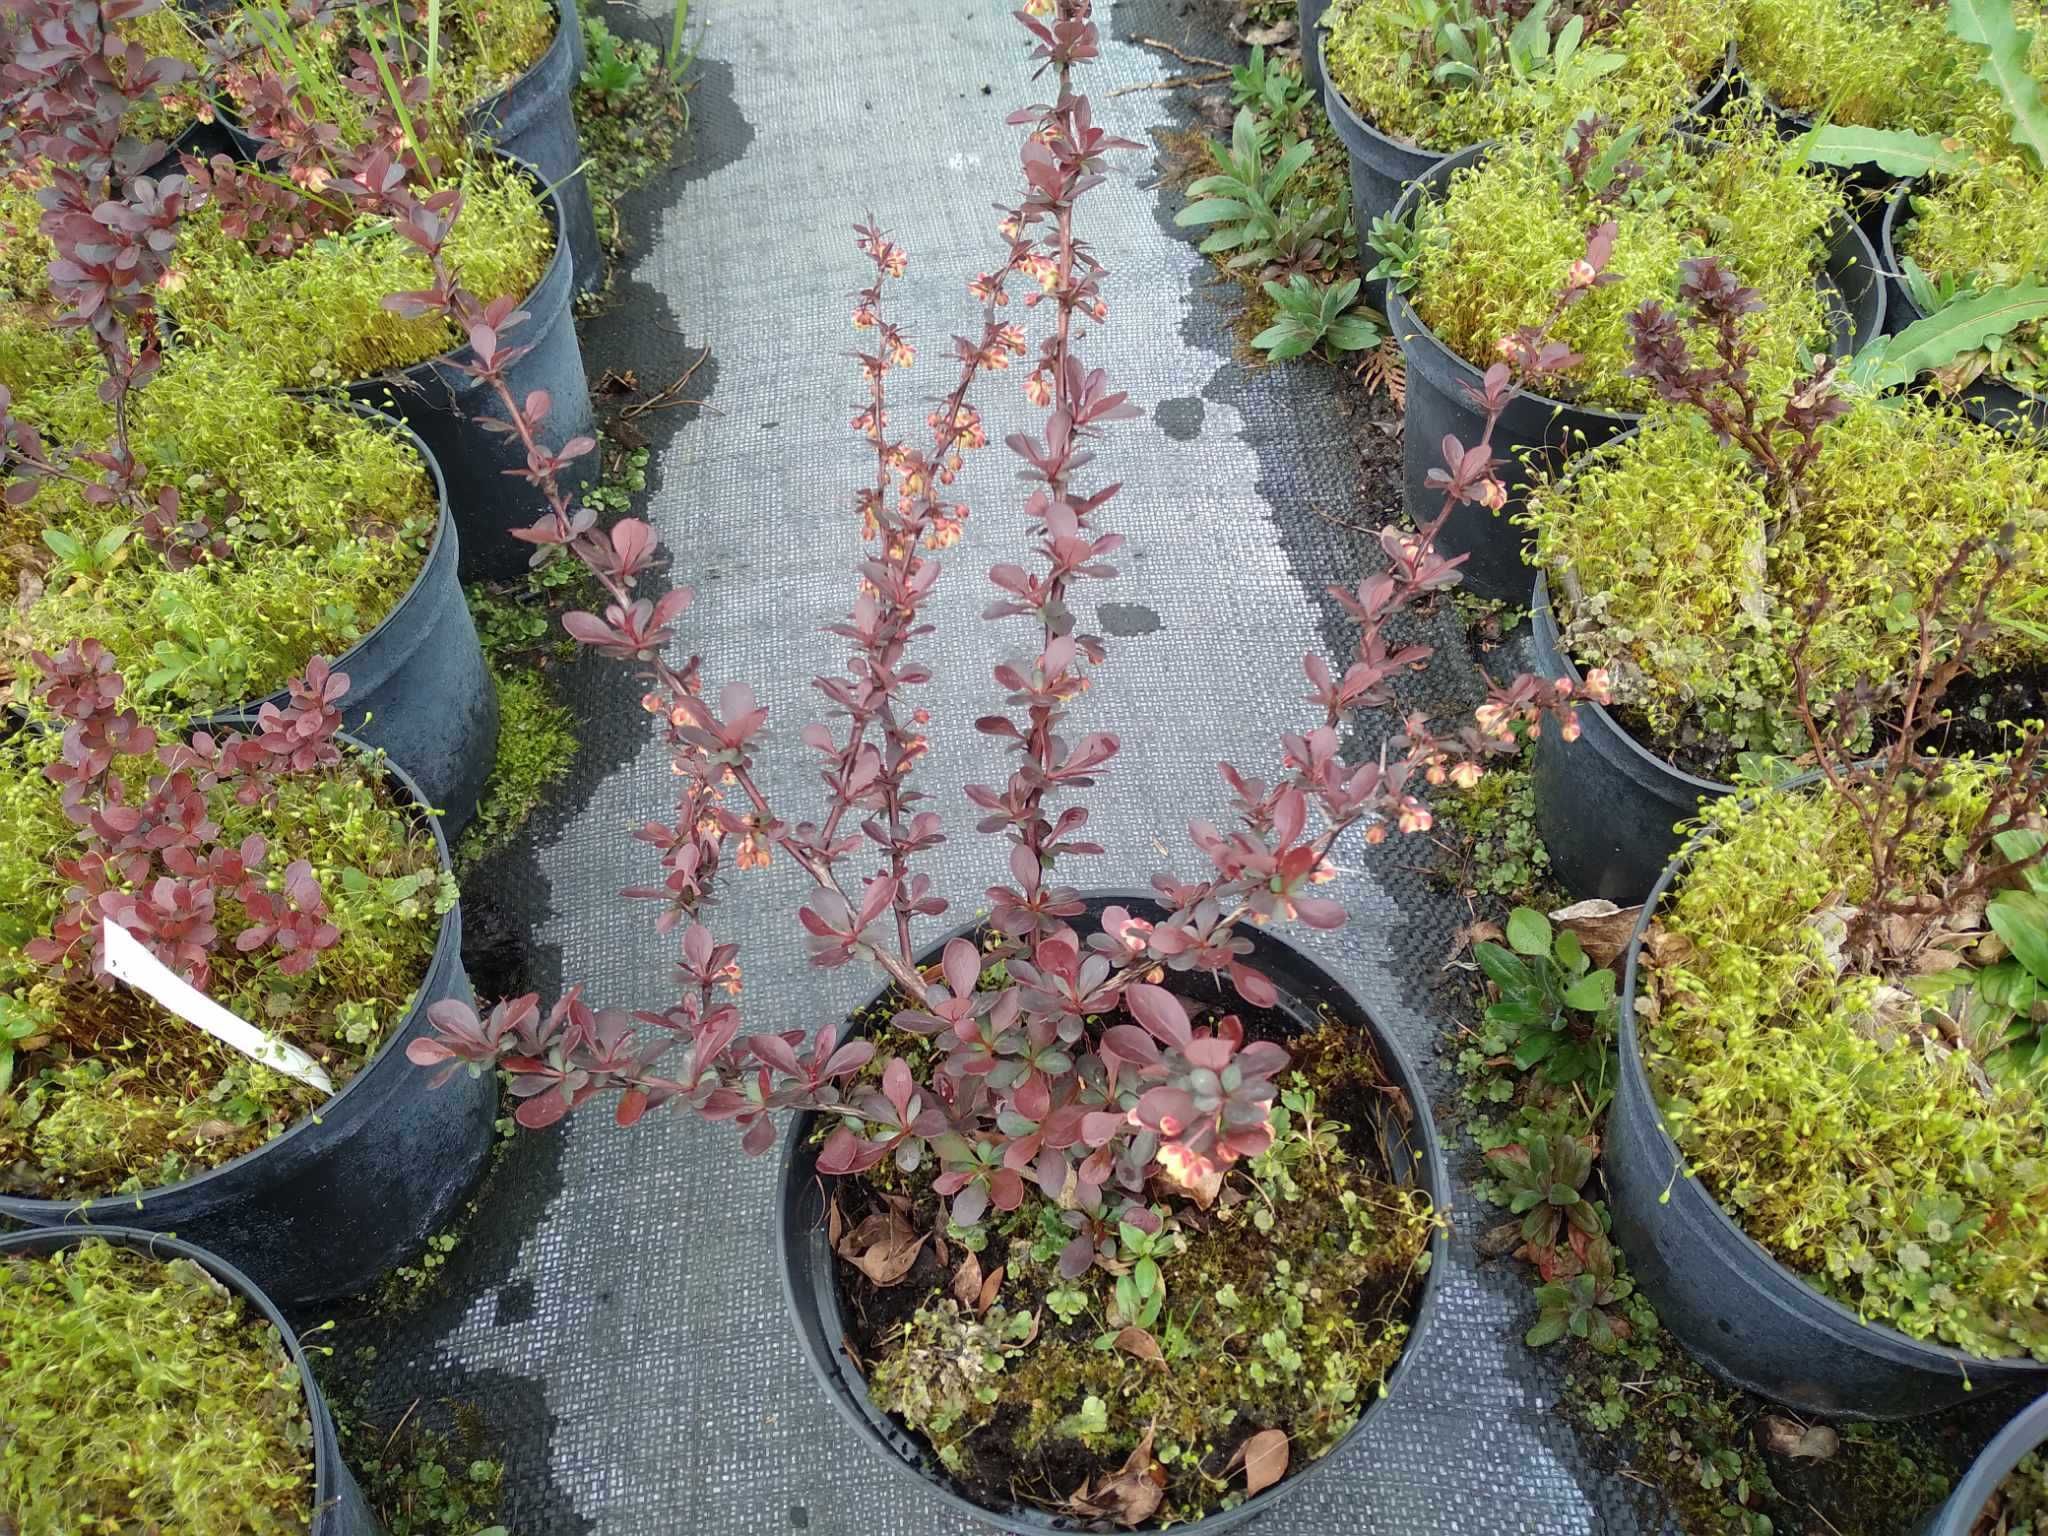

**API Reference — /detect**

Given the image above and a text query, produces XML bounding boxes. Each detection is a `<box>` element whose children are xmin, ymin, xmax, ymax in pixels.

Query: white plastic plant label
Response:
<box><xmin>100</xmin><ymin>918</ymin><xmax>334</xmax><ymax>1095</ymax></box>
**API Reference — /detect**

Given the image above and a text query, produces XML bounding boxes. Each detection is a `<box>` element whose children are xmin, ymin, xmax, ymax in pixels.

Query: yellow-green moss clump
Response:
<box><xmin>1324</xmin><ymin>0</ymin><xmax>1733</xmax><ymax>151</ymax></box>
<box><xmin>0</xmin><ymin>348</ymin><xmax>435</xmax><ymax>717</ymax></box>
<box><xmin>0</xmin><ymin>730</ymin><xmax>451</xmax><ymax>1200</ymax></box>
<box><xmin>1403</xmin><ymin>114</ymin><xmax>1839</xmax><ymax>410</ymax></box>
<box><xmin>164</xmin><ymin>153</ymin><xmax>553</xmax><ymax>388</ymax></box>
<box><xmin>1528</xmin><ymin>399</ymin><xmax>2048</xmax><ymax>764</ymax></box>
<box><xmin>861</xmin><ymin>1025</ymin><xmax>1437</xmax><ymax>1524</ymax></box>
<box><xmin>1646</xmin><ymin>770</ymin><xmax>2048</xmax><ymax>1361</ymax></box>
<box><xmin>1</xmin><ymin>1238</ymin><xmax>312</xmax><ymax>1532</ymax></box>
<box><xmin>1736</xmin><ymin>0</ymin><xmax>1995</xmax><ymax>130</ymax></box>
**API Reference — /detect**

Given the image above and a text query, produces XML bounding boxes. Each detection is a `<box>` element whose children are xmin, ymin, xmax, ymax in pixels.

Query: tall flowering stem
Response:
<box><xmin>407</xmin><ymin>5</ymin><xmax>1606</xmax><ymax>1225</ymax></box>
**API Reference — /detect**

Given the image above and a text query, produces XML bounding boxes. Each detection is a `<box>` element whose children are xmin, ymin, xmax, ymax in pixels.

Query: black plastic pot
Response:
<box><xmin>776</xmin><ymin>892</ymin><xmax>1448</xmax><ymax>1533</ymax></box>
<box><xmin>1917</xmin><ymin>1393</ymin><xmax>2048</xmax><ymax>1533</ymax></box>
<box><xmin>473</xmin><ymin>0</ymin><xmax>602</xmax><ymax>297</ymax></box>
<box><xmin>1608</xmin><ymin>837</ymin><xmax>2048</xmax><ymax>1417</ymax></box>
<box><xmin>0</xmin><ymin>743</ymin><xmax>496</xmax><ymax>1312</ymax></box>
<box><xmin>1528</xmin><ymin>571</ymin><xmax>1732</xmax><ymax>904</ymax></box>
<box><xmin>147</xmin><ymin>113</ymin><xmax>240</xmax><ymax>180</ymax></box>
<box><xmin>1388</xmin><ymin>145</ymin><xmax>1885</xmax><ymax>602</ymax></box>
<box><xmin>0</xmin><ymin>1225</ymin><xmax>383</xmax><ymax>1534</ymax></box>
<box><xmin>1298</xmin><ymin>0</ymin><xmax>1330</xmax><ymax>101</ymax></box>
<box><xmin>1880</xmin><ymin>185</ymin><xmax>2046</xmax><ymax>433</ymax></box>
<box><xmin>347</xmin><ymin>154</ymin><xmax>596</xmax><ymax>583</ymax></box>
<box><xmin>215</xmin><ymin>409</ymin><xmax>498</xmax><ymax>836</ymax></box>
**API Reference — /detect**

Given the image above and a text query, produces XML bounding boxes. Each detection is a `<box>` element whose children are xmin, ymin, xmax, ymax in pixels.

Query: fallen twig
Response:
<box><xmin>621</xmin><ymin>347</ymin><xmax>714</xmax><ymax>420</ymax></box>
<box><xmin>1135</xmin><ymin>34</ymin><xmax>1235</xmax><ymax>69</ymax></box>
<box><xmin>1110</xmin><ymin>69</ymin><xmax>1231</xmax><ymax>96</ymax></box>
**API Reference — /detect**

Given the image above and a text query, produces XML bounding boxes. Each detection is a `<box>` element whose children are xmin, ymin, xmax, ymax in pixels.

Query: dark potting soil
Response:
<box><xmin>1926</xmin><ymin>664</ymin><xmax>2048</xmax><ymax>760</ymax></box>
<box><xmin>826</xmin><ymin>991</ymin><xmax>1432</xmax><ymax>1524</ymax></box>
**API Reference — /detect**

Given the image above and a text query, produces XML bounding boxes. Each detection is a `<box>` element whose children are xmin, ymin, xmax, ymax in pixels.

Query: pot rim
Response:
<box><xmin>1618</xmin><ymin>796</ymin><xmax>2048</xmax><ymax>1378</ymax></box>
<box><xmin>1317</xmin><ymin>28</ymin><xmax>1735</xmax><ymax>160</ymax></box>
<box><xmin>0</xmin><ymin>728</ymin><xmax>461</xmax><ymax>1218</ymax></box>
<box><xmin>340</xmin><ymin>148</ymin><xmax>568</xmax><ymax>391</ymax></box>
<box><xmin>472</xmin><ymin>0</ymin><xmax>574</xmax><ymax>121</ymax></box>
<box><xmin>0</xmin><ymin>1222</ymin><xmax>340</xmax><ymax>1523</ymax></box>
<box><xmin>1930</xmin><ymin>1392</ymin><xmax>2048</xmax><ymax>1533</ymax></box>
<box><xmin>228</xmin><ymin>402</ymin><xmax>455</xmax><ymax>716</ymax></box>
<box><xmin>774</xmin><ymin>889</ymin><xmax>1449</xmax><ymax>1532</ymax></box>
<box><xmin>1530</xmin><ymin>567</ymin><xmax>1736</xmax><ymax>802</ymax></box>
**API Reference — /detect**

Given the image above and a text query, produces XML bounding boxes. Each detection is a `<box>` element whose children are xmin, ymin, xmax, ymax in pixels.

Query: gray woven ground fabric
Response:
<box><xmin>345</xmin><ymin>1</ymin><xmax>1675</xmax><ymax>1530</ymax></box>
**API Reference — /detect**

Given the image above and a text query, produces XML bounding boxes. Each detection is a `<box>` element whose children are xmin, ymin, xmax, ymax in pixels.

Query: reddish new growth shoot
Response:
<box><xmin>409</xmin><ymin>1</ymin><xmax>1606</xmax><ymax>1239</ymax></box>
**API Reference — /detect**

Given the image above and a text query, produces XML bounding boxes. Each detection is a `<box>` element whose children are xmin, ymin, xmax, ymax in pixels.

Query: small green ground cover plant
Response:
<box><xmin>165</xmin><ymin>152</ymin><xmax>553</xmax><ymax>390</ymax></box>
<box><xmin>0</xmin><ymin>332</ymin><xmax>437</xmax><ymax>716</ymax></box>
<box><xmin>1646</xmin><ymin>766</ymin><xmax>2048</xmax><ymax>1360</ymax></box>
<box><xmin>575</xmin><ymin>13</ymin><xmax>693</xmax><ymax>259</ymax></box>
<box><xmin>0</xmin><ymin>1236</ymin><xmax>313</xmax><ymax>1532</ymax></box>
<box><xmin>1173</xmin><ymin>47</ymin><xmax>1383</xmax><ymax>363</ymax></box>
<box><xmin>1322</xmin><ymin>0</ymin><xmax>1733</xmax><ymax>152</ymax></box>
<box><xmin>1530</xmin><ymin>393</ymin><xmax>2048</xmax><ymax>773</ymax></box>
<box><xmin>0</xmin><ymin>648</ymin><xmax>451</xmax><ymax>1200</ymax></box>
<box><xmin>208</xmin><ymin>0</ymin><xmax>559</xmax><ymax>132</ymax></box>
<box><xmin>1381</xmin><ymin>110</ymin><xmax>1840</xmax><ymax>410</ymax></box>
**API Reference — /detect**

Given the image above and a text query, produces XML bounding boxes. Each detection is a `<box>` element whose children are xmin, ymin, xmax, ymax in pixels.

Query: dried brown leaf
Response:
<box><xmin>1548</xmin><ymin>899</ymin><xmax>1643</xmax><ymax>969</ymax></box>
<box><xmin>826</xmin><ymin>1195</ymin><xmax>844</xmax><ymax>1250</ymax></box>
<box><xmin>1761</xmin><ymin>1415</ymin><xmax>1839</xmax><ymax>1462</ymax></box>
<box><xmin>1241</xmin><ymin>1428</ymin><xmax>1289</xmax><ymax>1495</ymax></box>
<box><xmin>976</xmin><ymin>1265</ymin><xmax>1005</xmax><ymax>1316</ymax></box>
<box><xmin>1114</xmin><ymin>1326</ymin><xmax>1165</xmax><ymax>1366</ymax></box>
<box><xmin>836</xmin><ymin>1207</ymin><xmax>927</xmax><ymax>1288</ymax></box>
<box><xmin>951</xmin><ymin>1251</ymin><xmax>983</xmax><ymax>1311</ymax></box>
<box><xmin>1068</xmin><ymin>1426</ymin><xmax>1165</xmax><ymax>1526</ymax></box>
<box><xmin>1476</xmin><ymin>1219</ymin><xmax>1524</xmax><ymax>1260</ymax></box>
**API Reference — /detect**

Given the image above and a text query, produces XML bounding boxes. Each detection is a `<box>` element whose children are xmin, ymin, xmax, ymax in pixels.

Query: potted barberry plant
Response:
<box><xmin>0</xmin><ymin>646</ymin><xmax>493</xmax><ymax>1309</ymax></box>
<box><xmin>163</xmin><ymin>30</ymin><xmax>592</xmax><ymax>582</ymax></box>
<box><xmin>402</xmin><ymin>3</ymin><xmax>1602</xmax><ymax>1523</ymax></box>
<box><xmin>0</xmin><ymin>0</ymin><xmax>500</xmax><ymax>827</ymax></box>
<box><xmin>0</xmin><ymin>1225</ymin><xmax>378</xmax><ymax>1533</ymax></box>
<box><xmin>1317</xmin><ymin>0</ymin><xmax>1732</xmax><ymax>249</ymax></box>
<box><xmin>1604</xmin><ymin>548</ymin><xmax>2048</xmax><ymax>1416</ymax></box>
<box><xmin>1368</xmin><ymin>109</ymin><xmax>1884</xmax><ymax>600</ymax></box>
<box><xmin>1523</xmin><ymin>258</ymin><xmax>2048</xmax><ymax>900</ymax></box>
<box><xmin>205</xmin><ymin>0</ymin><xmax>603</xmax><ymax>294</ymax></box>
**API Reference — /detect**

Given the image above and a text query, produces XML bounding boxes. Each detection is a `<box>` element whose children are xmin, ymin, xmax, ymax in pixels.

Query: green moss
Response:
<box><xmin>163</xmin><ymin>153</ymin><xmax>553</xmax><ymax>388</ymax></box>
<box><xmin>0</xmin><ymin>1237</ymin><xmax>312</xmax><ymax>1532</ymax></box>
<box><xmin>860</xmin><ymin>1024</ymin><xmax>1436</xmax><ymax>1523</ymax></box>
<box><xmin>0</xmin><ymin>731</ymin><xmax>449</xmax><ymax>1199</ymax></box>
<box><xmin>1736</xmin><ymin>0</ymin><xmax>1990</xmax><ymax>129</ymax></box>
<box><xmin>455</xmin><ymin>659</ymin><xmax>578</xmax><ymax>870</ymax></box>
<box><xmin>1528</xmin><ymin>399</ymin><xmax>2048</xmax><ymax>765</ymax></box>
<box><xmin>1405</xmin><ymin>113</ymin><xmax>1839</xmax><ymax>409</ymax></box>
<box><xmin>1324</xmin><ymin>0</ymin><xmax>1732</xmax><ymax>150</ymax></box>
<box><xmin>1648</xmin><ymin>771</ymin><xmax>2048</xmax><ymax>1361</ymax></box>
<box><xmin>0</xmin><ymin>350</ymin><xmax>435</xmax><ymax>716</ymax></box>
